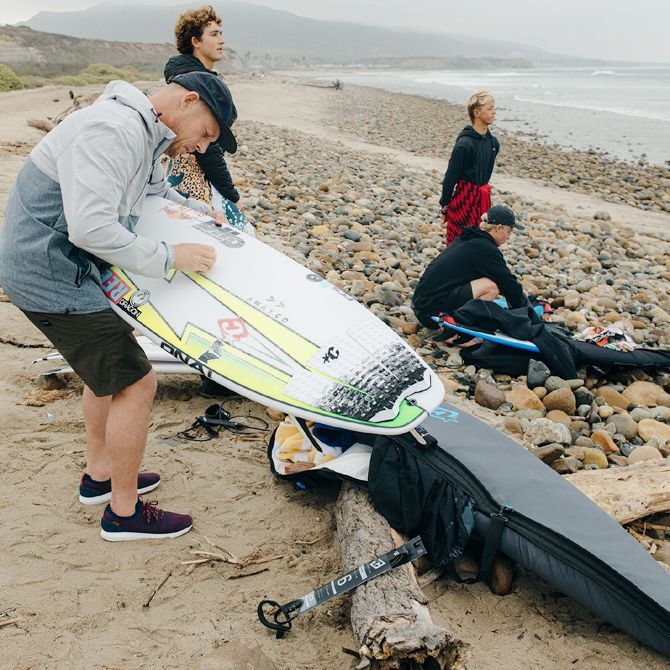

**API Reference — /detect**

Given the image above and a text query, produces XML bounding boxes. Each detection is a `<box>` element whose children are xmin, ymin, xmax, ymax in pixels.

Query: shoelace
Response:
<box><xmin>141</xmin><ymin>499</ymin><xmax>164</xmax><ymax>523</ymax></box>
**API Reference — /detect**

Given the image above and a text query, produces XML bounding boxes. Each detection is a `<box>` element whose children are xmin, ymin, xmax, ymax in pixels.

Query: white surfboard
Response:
<box><xmin>101</xmin><ymin>197</ymin><xmax>443</xmax><ymax>434</ymax></box>
<box><xmin>33</xmin><ymin>336</ymin><xmax>177</xmax><ymax>365</ymax></box>
<box><xmin>40</xmin><ymin>360</ymin><xmax>196</xmax><ymax>377</ymax></box>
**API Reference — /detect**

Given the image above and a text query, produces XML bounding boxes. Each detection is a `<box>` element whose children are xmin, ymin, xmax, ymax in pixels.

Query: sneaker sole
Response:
<box><xmin>100</xmin><ymin>524</ymin><xmax>192</xmax><ymax>542</ymax></box>
<box><xmin>79</xmin><ymin>480</ymin><xmax>160</xmax><ymax>505</ymax></box>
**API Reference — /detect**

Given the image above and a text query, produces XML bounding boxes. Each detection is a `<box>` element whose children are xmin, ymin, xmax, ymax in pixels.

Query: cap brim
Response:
<box><xmin>217</xmin><ymin>125</ymin><xmax>237</xmax><ymax>154</ymax></box>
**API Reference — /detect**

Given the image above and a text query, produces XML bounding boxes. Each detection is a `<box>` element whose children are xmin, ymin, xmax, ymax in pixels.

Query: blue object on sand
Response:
<box><xmin>432</xmin><ymin>316</ymin><xmax>541</xmax><ymax>353</ymax></box>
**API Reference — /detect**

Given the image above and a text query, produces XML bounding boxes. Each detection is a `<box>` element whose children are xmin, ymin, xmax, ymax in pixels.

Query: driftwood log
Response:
<box><xmin>27</xmin><ymin>90</ymin><xmax>96</xmax><ymax>134</ymax></box>
<box><xmin>565</xmin><ymin>460</ymin><xmax>670</xmax><ymax>524</ymax></box>
<box><xmin>335</xmin><ymin>483</ymin><xmax>470</xmax><ymax>669</ymax></box>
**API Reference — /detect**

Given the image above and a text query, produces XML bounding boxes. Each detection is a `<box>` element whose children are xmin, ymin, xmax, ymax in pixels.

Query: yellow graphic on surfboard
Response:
<box><xmin>102</xmin><ymin>265</ymin><xmax>424</xmax><ymax>430</ymax></box>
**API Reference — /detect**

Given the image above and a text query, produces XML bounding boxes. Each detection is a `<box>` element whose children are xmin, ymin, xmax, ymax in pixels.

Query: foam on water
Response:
<box><xmin>325</xmin><ymin>65</ymin><xmax>670</xmax><ymax>163</ymax></box>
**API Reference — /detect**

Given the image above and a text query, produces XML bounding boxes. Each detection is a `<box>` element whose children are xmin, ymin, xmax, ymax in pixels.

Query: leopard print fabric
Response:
<box><xmin>164</xmin><ymin>154</ymin><xmax>211</xmax><ymax>204</ymax></box>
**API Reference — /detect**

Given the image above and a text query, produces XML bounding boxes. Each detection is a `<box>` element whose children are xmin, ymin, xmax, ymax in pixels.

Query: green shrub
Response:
<box><xmin>0</xmin><ymin>64</ymin><xmax>23</xmax><ymax>92</ymax></box>
<box><xmin>79</xmin><ymin>63</ymin><xmax>142</xmax><ymax>84</ymax></box>
<box><xmin>19</xmin><ymin>75</ymin><xmax>49</xmax><ymax>89</ymax></box>
<box><xmin>52</xmin><ymin>75</ymin><xmax>89</xmax><ymax>87</ymax></box>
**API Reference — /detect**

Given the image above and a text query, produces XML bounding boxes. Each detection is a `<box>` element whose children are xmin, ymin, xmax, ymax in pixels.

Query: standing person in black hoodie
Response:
<box><xmin>411</xmin><ymin>205</ymin><xmax>525</xmax><ymax>329</ymax></box>
<box><xmin>164</xmin><ymin>5</ymin><xmax>242</xmax><ymax>212</ymax></box>
<box><xmin>440</xmin><ymin>89</ymin><xmax>500</xmax><ymax>246</ymax></box>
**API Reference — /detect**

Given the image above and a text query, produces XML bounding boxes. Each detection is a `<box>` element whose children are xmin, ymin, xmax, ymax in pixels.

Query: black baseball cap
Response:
<box><xmin>484</xmin><ymin>205</ymin><xmax>524</xmax><ymax>229</ymax></box>
<box><xmin>170</xmin><ymin>71</ymin><xmax>237</xmax><ymax>154</ymax></box>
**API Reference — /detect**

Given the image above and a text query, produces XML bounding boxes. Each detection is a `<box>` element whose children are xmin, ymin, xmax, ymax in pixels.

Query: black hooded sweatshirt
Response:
<box><xmin>164</xmin><ymin>54</ymin><xmax>239</xmax><ymax>203</ymax></box>
<box><xmin>439</xmin><ymin>125</ymin><xmax>499</xmax><ymax>207</ymax></box>
<box><xmin>412</xmin><ymin>226</ymin><xmax>524</xmax><ymax>316</ymax></box>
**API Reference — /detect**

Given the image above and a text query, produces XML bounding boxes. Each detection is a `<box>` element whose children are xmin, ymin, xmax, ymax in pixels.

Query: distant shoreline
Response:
<box><xmin>290</xmin><ymin>66</ymin><xmax>670</xmax><ymax>166</ymax></box>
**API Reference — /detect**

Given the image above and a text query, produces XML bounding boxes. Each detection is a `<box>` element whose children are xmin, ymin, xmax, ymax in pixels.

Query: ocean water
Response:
<box><xmin>324</xmin><ymin>66</ymin><xmax>670</xmax><ymax>165</ymax></box>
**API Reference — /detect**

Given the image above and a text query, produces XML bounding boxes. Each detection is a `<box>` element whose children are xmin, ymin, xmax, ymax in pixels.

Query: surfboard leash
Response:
<box><xmin>257</xmin><ymin>536</ymin><xmax>426</xmax><ymax>639</ymax></box>
<box><xmin>176</xmin><ymin>402</ymin><xmax>270</xmax><ymax>441</ymax></box>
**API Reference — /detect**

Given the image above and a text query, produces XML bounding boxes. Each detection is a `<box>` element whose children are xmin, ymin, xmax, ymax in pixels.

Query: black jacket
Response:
<box><xmin>439</xmin><ymin>125</ymin><xmax>499</xmax><ymax>207</ymax></box>
<box><xmin>412</xmin><ymin>227</ymin><xmax>525</xmax><ymax>315</ymax></box>
<box><xmin>164</xmin><ymin>54</ymin><xmax>239</xmax><ymax>203</ymax></box>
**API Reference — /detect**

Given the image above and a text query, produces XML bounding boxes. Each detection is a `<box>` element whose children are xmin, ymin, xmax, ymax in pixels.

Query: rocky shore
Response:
<box><xmin>324</xmin><ymin>84</ymin><xmax>670</xmax><ymax>213</ymax></box>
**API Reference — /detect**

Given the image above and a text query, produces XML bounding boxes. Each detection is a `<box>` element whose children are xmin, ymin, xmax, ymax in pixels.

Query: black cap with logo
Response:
<box><xmin>170</xmin><ymin>71</ymin><xmax>237</xmax><ymax>154</ymax></box>
<box><xmin>484</xmin><ymin>205</ymin><xmax>524</xmax><ymax>229</ymax></box>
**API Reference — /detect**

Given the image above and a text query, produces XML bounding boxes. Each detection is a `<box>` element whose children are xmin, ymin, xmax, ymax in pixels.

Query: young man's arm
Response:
<box><xmin>195</xmin><ymin>143</ymin><xmax>240</xmax><ymax>203</ymax></box>
<box><xmin>486</xmin><ymin>248</ymin><xmax>525</xmax><ymax>309</ymax></box>
<box><xmin>57</xmin><ymin>124</ymin><xmax>175</xmax><ymax>276</ymax></box>
<box><xmin>439</xmin><ymin>144</ymin><xmax>467</xmax><ymax>208</ymax></box>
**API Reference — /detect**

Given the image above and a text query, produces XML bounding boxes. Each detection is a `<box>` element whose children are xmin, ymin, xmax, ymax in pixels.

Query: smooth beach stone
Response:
<box><xmin>543</xmin><ymin>387</ymin><xmax>576</xmax><ymax>415</ymax></box>
<box><xmin>507</xmin><ymin>385</ymin><xmax>546</xmax><ymax>412</ymax></box>
<box><xmin>607</xmin><ymin>454</ymin><xmax>629</xmax><ymax>467</ymax></box>
<box><xmin>637</xmin><ymin>419</ymin><xmax>670</xmax><ymax>444</ymax></box>
<box><xmin>590</xmin><ymin>429</ymin><xmax>620</xmax><ymax>454</ymax></box>
<box><xmin>527</xmin><ymin>359</ymin><xmax>551</xmax><ymax>388</ymax></box>
<box><xmin>545</xmin><ymin>409</ymin><xmax>572</xmax><ymax>427</ymax></box>
<box><xmin>622</xmin><ymin>381</ymin><xmax>670</xmax><ymax>408</ymax></box>
<box><xmin>582</xmin><ymin>447</ymin><xmax>609</xmax><ymax>469</ymax></box>
<box><xmin>563</xmin><ymin>290</ymin><xmax>581</xmax><ymax>308</ymax></box>
<box><xmin>576</xmin><ymin>404</ymin><xmax>592</xmax><ymax>418</ymax></box>
<box><xmin>531</xmin><ymin>444</ymin><xmax>565</xmax><ymax>465</ymax></box>
<box><xmin>516</xmin><ymin>408</ymin><xmax>547</xmax><ymax>421</ymax></box>
<box><xmin>650</xmin><ymin>406</ymin><xmax>670</xmax><ymax>421</ymax></box>
<box><xmin>545</xmin><ymin>376</ymin><xmax>570</xmax><ymax>392</ymax></box>
<box><xmin>608</xmin><ymin>413</ymin><xmax>639</xmax><ymax>440</ymax></box>
<box><xmin>446</xmin><ymin>352</ymin><xmax>464</xmax><ymax>368</ymax></box>
<box><xmin>594</xmin><ymin>386</ymin><xmax>629</xmax><ymax>409</ymax></box>
<box><xmin>503</xmin><ymin>416</ymin><xmax>524</xmax><ymax>436</ymax></box>
<box><xmin>533</xmin><ymin>387</ymin><xmax>548</xmax><ymax>400</ymax></box>
<box><xmin>630</xmin><ymin>407</ymin><xmax>653</xmax><ymax>422</ymax></box>
<box><xmin>474</xmin><ymin>381</ymin><xmax>507</xmax><ymax>410</ymax></box>
<box><xmin>571</xmin><ymin>420</ymin><xmax>590</xmax><ymax>435</ymax></box>
<box><xmin>627</xmin><ymin>445</ymin><xmax>664</xmax><ymax>464</ymax></box>
<box><xmin>550</xmin><ymin>456</ymin><xmax>581</xmax><ymax>474</ymax></box>
<box><xmin>524</xmin><ymin>418</ymin><xmax>572</xmax><ymax>446</ymax></box>
<box><xmin>574</xmin><ymin>436</ymin><xmax>595</xmax><ymax>448</ymax></box>
<box><xmin>565</xmin><ymin>446</ymin><xmax>585</xmax><ymax>461</ymax></box>
<box><xmin>574</xmin><ymin>387</ymin><xmax>595</xmax><ymax>406</ymax></box>
<box><xmin>597</xmin><ymin>405</ymin><xmax>615</xmax><ymax>419</ymax></box>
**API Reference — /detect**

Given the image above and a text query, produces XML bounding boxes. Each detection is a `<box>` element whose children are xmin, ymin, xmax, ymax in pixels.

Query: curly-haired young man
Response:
<box><xmin>164</xmin><ymin>5</ymin><xmax>245</xmax><ymax>218</ymax></box>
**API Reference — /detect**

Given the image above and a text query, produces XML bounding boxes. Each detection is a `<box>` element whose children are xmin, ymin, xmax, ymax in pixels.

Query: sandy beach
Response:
<box><xmin>1</xmin><ymin>74</ymin><xmax>669</xmax><ymax>669</ymax></box>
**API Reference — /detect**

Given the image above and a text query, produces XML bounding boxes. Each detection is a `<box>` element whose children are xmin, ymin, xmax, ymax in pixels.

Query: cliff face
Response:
<box><xmin>0</xmin><ymin>26</ymin><xmax>244</xmax><ymax>77</ymax></box>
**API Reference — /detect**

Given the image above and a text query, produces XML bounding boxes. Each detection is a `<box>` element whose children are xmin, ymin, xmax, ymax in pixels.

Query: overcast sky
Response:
<box><xmin>1</xmin><ymin>0</ymin><xmax>669</xmax><ymax>63</ymax></box>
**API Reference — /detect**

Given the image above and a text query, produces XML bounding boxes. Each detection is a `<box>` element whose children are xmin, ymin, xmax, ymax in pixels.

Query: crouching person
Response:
<box><xmin>411</xmin><ymin>205</ymin><xmax>525</xmax><ymax>330</ymax></box>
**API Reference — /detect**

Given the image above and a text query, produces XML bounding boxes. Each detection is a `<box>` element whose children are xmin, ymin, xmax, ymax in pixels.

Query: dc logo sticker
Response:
<box><xmin>430</xmin><ymin>407</ymin><xmax>460</xmax><ymax>423</ymax></box>
<box><xmin>130</xmin><ymin>290</ymin><xmax>150</xmax><ymax>307</ymax></box>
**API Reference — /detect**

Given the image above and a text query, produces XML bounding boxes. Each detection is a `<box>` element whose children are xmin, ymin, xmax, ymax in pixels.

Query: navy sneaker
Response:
<box><xmin>100</xmin><ymin>499</ymin><xmax>193</xmax><ymax>541</ymax></box>
<box><xmin>79</xmin><ymin>472</ymin><xmax>160</xmax><ymax>505</ymax></box>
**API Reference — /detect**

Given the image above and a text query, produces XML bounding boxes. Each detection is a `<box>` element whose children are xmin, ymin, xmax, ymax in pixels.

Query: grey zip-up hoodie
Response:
<box><xmin>0</xmin><ymin>80</ymin><xmax>209</xmax><ymax>313</ymax></box>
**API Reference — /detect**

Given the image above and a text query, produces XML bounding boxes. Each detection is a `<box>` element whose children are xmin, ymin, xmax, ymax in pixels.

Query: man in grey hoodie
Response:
<box><xmin>0</xmin><ymin>71</ymin><xmax>236</xmax><ymax>541</ymax></box>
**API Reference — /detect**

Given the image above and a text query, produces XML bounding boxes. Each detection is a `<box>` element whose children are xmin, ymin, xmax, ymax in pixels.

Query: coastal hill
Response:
<box><xmin>0</xmin><ymin>25</ymin><xmax>244</xmax><ymax>77</ymax></box>
<box><xmin>20</xmin><ymin>1</ymin><xmax>567</xmax><ymax>67</ymax></box>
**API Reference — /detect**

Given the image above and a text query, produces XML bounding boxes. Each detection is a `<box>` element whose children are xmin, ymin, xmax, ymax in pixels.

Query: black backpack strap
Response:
<box><xmin>477</xmin><ymin>509</ymin><xmax>507</xmax><ymax>583</ymax></box>
<box><xmin>441</xmin><ymin>510</ymin><xmax>507</xmax><ymax>584</ymax></box>
<box><xmin>291</xmin><ymin>415</ymin><xmax>323</xmax><ymax>453</ymax></box>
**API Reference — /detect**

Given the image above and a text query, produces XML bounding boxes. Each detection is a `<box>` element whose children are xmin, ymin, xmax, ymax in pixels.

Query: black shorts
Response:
<box><xmin>24</xmin><ymin>309</ymin><xmax>152</xmax><ymax>397</ymax></box>
<box><xmin>413</xmin><ymin>282</ymin><xmax>474</xmax><ymax>329</ymax></box>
